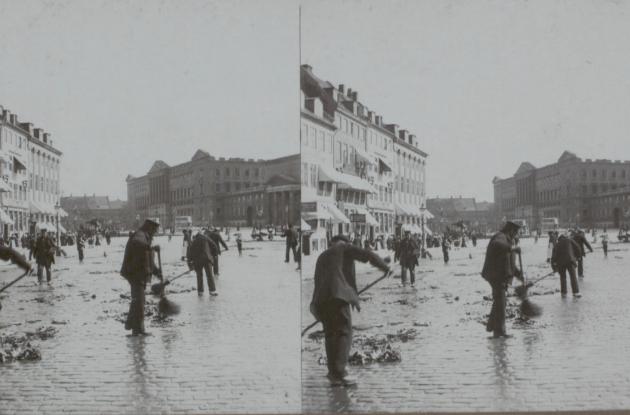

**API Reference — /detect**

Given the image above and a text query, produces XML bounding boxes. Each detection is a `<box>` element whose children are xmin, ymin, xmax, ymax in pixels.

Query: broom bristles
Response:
<box><xmin>158</xmin><ymin>296</ymin><xmax>180</xmax><ymax>315</ymax></box>
<box><xmin>520</xmin><ymin>298</ymin><xmax>542</xmax><ymax>317</ymax></box>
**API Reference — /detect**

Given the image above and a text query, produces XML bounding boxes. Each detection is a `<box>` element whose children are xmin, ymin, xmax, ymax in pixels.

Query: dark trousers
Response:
<box><xmin>125</xmin><ymin>280</ymin><xmax>146</xmax><ymax>333</ymax></box>
<box><xmin>401</xmin><ymin>265</ymin><xmax>415</xmax><ymax>285</ymax></box>
<box><xmin>558</xmin><ymin>264</ymin><xmax>579</xmax><ymax>294</ymax></box>
<box><xmin>78</xmin><ymin>248</ymin><xmax>84</xmax><ymax>262</ymax></box>
<box><xmin>285</xmin><ymin>244</ymin><xmax>297</xmax><ymax>262</ymax></box>
<box><xmin>37</xmin><ymin>263</ymin><xmax>51</xmax><ymax>282</ymax></box>
<box><xmin>319</xmin><ymin>300</ymin><xmax>352</xmax><ymax>378</ymax></box>
<box><xmin>195</xmin><ymin>262</ymin><xmax>216</xmax><ymax>292</ymax></box>
<box><xmin>603</xmin><ymin>243</ymin><xmax>608</xmax><ymax>257</ymax></box>
<box><xmin>443</xmin><ymin>249</ymin><xmax>449</xmax><ymax>264</ymax></box>
<box><xmin>212</xmin><ymin>255</ymin><xmax>219</xmax><ymax>275</ymax></box>
<box><xmin>486</xmin><ymin>282</ymin><xmax>507</xmax><ymax>336</ymax></box>
<box><xmin>576</xmin><ymin>256</ymin><xmax>584</xmax><ymax>277</ymax></box>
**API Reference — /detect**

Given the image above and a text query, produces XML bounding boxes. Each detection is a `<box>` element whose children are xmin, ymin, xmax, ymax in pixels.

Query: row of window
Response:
<box><xmin>580</xmin><ymin>168</ymin><xmax>628</xmax><ymax>179</ymax></box>
<box><xmin>215</xmin><ymin>167</ymin><xmax>260</xmax><ymax>178</ymax></box>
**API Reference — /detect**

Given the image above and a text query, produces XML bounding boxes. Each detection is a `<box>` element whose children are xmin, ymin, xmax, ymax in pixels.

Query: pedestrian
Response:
<box><xmin>77</xmin><ymin>234</ymin><xmax>85</xmax><ymax>263</ymax></box>
<box><xmin>442</xmin><ymin>236</ymin><xmax>450</xmax><ymax>264</ymax></box>
<box><xmin>285</xmin><ymin>224</ymin><xmax>298</xmax><ymax>263</ymax></box>
<box><xmin>551</xmin><ymin>233</ymin><xmax>582</xmax><ymax>297</ymax></box>
<box><xmin>602</xmin><ymin>233</ymin><xmax>609</xmax><ymax>257</ymax></box>
<box><xmin>105</xmin><ymin>230</ymin><xmax>111</xmax><ymax>246</ymax></box>
<box><xmin>571</xmin><ymin>229</ymin><xmax>593</xmax><ymax>278</ymax></box>
<box><xmin>187</xmin><ymin>231</ymin><xmax>219</xmax><ymax>296</ymax></box>
<box><xmin>119</xmin><ymin>219</ymin><xmax>161</xmax><ymax>336</ymax></box>
<box><xmin>206</xmin><ymin>228</ymin><xmax>228</xmax><ymax>276</ymax></box>
<box><xmin>481</xmin><ymin>221</ymin><xmax>522</xmax><ymax>339</ymax></box>
<box><xmin>546</xmin><ymin>231</ymin><xmax>558</xmax><ymax>263</ymax></box>
<box><xmin>472</xmin><ymin>233</ymin><xmax>477</xmax><ymax>247</ymax></box>
<box><xmin>33</xmin><ymin>229</ymin><xmax>56</xmax><ymax>284</ymax></box>
<box><xmin>236</xmin><ymin>235</ymin><xmax>243</xmax><ymax>256</ymax></box>
<box><xmin>181</xmin><ymin>229</ymin><xmax>192</xmax><ymax>261</ymax></box>
<box><xmin>309</xmin><ymin>234</ymin><xmax>391</xmax><ymax>387</ymax></box>
<box><xmin>399</xmin><ymin>230</ymin><xmax>419</xmax><ymax>286</ymax></box>
<box><xmin>95</xmin><ymin>234</ymin><xmax>101</xmax><ymax>246</ymax></box>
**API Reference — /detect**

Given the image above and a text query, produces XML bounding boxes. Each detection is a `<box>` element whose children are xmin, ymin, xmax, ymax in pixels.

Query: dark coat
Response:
<box><xmin>187</xmin><ymin>234</ymin><xmax>219</xmax><ymax>266</ymax></box>
<box><xmin>552</xmin><ymin>236</ymin><xmax>581</xmax><ymax>267</ymax></box>
<box><xmin>310</xmin><ymin>243</ymin><xmax>389</xmax><ymax>320</ymax></box>
<box><xmin>33</xmin><ymin>235</ymin><xmax>55</xmax><ymax>267</ymax></box>
<box><xmin>120</xmin><ymin>229</ymin><xmax>156</xmax><ymax>284</ymax></box>
<box><xmin>206</xmin><ymin>231</ymin><xmax>228</xmax><ymax>253</ymax></box>
<box><xmin>285</xmin><ymin>228</ymin><xmax>298</xmax><ymax>246</ymax></box>
<box><xmin>481</xmin><ymin>232</ymin><xmax>516</xmax><ymax>285</ymax></box>
<box><xmin>571</xmin><ymin>233</ymin><xmax>593</xmax><ymax>257</ymax></box>
<box><xmin>398</xmin><ymin>238</ymin><xmax>419</xmax><ymax>268</ymax></box>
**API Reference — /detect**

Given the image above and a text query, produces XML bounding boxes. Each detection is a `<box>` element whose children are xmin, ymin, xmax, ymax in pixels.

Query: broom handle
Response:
<box><xmin>301</xmin><ymin>269</ymin><xmax>392</xmax><ymax>337</ymax></box>
<box><xmin>0</xmin><ymin>269</ymin><xmax>32</xmax><ymax>294</ymax></box>
<box><xmin>518</xmin><ymin>251</ymin><xmax>525</xmax><ymax>286</ymax></box>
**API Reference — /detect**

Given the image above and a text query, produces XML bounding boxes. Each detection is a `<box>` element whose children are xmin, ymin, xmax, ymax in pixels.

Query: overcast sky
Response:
<box><xmin>0</xmin><ymin>0</ymin><xmax>298</xmax><ymax>200</ymax></box>
<box><xmin>301</xmin><ymin>0</ymin><xmax>630</xmax><ymax>201</ymax></box>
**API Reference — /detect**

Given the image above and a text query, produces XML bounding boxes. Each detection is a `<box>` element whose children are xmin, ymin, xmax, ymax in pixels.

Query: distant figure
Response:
<box><xmin>441</xmin><ymin>237</ymin><xmax>450</xmax><ymax>264</ymax></box>
<box><xmin>77</xmin><ymin>234</ymin><xmax>85</xmax><ymax>263</ymax></box>
<box><xmin>571</xmin><ymin>229</ymin><xmax>593</xmax><ymax>278</ymax></box>
<box><xmin>187</xmin><ymin>231</ymin><xmax>219</xmax><ymax>296</ymax></box>
<box><xmin>285</xmin><ymin>224</ymin><xmax>298</xmax><ymax>264</ymax></box>
<box><xmin>602</xmin><ymin>233</ymin><xmax>609</xmax><ymax>257</ymax></box>
<box><xmin>33</xmin><ymin>230</ymin><xmax>56</xmax><ymax>284</ymax></box>
<box><xmin>551</xmin><ymin>234</ymin><xmax>582</xmax><ymax>297</ymax></box>
<box><xmin>471</xmin><ymin>233</ymin><xmax>477</xmax><ymax>247</ymax></box>
<box><xmin>236</xmin><ymin>235</ymin><xmax>243</xmax><ymax>256</ymax></box>
<box><xmin>105</xmin><ymin>231</ymin><xmax>111</xmax><ymax>246</ymax></box>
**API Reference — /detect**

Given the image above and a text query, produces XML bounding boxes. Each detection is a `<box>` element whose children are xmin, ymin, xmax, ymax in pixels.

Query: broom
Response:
<box><xmin>301</xmin><ymin>257</ymin><xmax>393</xmax><ymax>337</ymax></box>
<box><xmin>517</xmin><ymin>252</ymin><xmax>542</xmax><ymax>317</ymax></box>
<box><xmin>150</xmin><ymin>269</ymin><xmax>193</xmax><ymax>295</ymax></box>
<box><xmin>155</xmin><ymin>249</ymin><xmax>180</xmax><ymax>315</ymax></box>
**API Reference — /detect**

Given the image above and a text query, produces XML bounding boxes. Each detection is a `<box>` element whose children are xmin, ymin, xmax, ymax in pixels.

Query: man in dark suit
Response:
<box><xmin>481</xmin><ymin>221</ymin><xmax>522</xmax><ymax>338</ymax></box>
<box><xmin>187</xmin><ymin>231</ymin><xmax>219</xmax><ymax>295</ymax></box>
<box><xmin>399</xmin><ymin>230</ymin><xmax>419</xmax><ymax>286</ymax></box>
<box><xmin>571</xmin><ymin>229</ymin><xmax>593</xmax><ymax>278</ymax></box>
<box><xmin>120</xmin><ymin>219</ymin><xmax>161</xmax><ymax>336</ymax></box>
<box><xmin>33</xmin><ymin>229</ymin><xmax>56</xmax><ymax>284</ymax></box>
<box><xmin>310</xmin><ymin>234</ymin><xmax>391</xmax><ymax>387</ymax></box>
<box><xmin>552</xmin><ymin>233</ymin><xmax>582</xmax><ymax>297</ymax></box>
<box><xmin>206</xmin><ymin>228</ymin><xmax>228</xmax><ymax>276</ymax></box>
<box><xmin>285</xmin><ymin>224</ymin><xmax>298</xmax><ymax>263</ymax></box>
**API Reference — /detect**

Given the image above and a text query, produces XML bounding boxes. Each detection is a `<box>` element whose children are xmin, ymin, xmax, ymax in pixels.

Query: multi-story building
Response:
<box><xmin>60</xmin><ymin>195</ymin><xmax>131</xmax><ymax>231</ymax></box>
<box><xmin>126</xmin><ymin>151</ymin><xmax>299</xmax><ymax>229</ymax></box>
<box><xmin>300</xmin><ymin>65</ymin><xmax>428</xmax><ymax>252</ymax></box>
<box><xmin>426</xmin><ymin>196</ymin><xmax>496</xmax><ymax>234</ymax></box>
<box><xmin>494</xmin><ymin>151</ymin><xmax>630</xmax><ymax>229</ymax></box>
<box><xmin>0</xmin><ymin>106</ymin><xmax>63</xmax><ymax>237</ymax></box>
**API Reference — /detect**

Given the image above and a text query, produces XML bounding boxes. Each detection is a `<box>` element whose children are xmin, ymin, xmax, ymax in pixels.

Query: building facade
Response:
<box><xmin>0</xmin><ymin>106</ymin><xmax>63</xmax><ymax>237</ymax></box>
<box><xmin>126</xmin><ymin>151</ymin><xmax>299</xmax><ymax>229</ymax></box>
<box><xmin>494</xmin><ymin>151</ymin><xmax>630</xmax><ymax>229</ymax></box>
<box><xmin>60</xmin><ymin>195</ymin><xmax>131</xmax><ymax>232</ymax></box>
<box><xmin>300</xmin><ymin>65</ymin><xmax>428</xmax><ymax>252</ymax></box>
<box><xmin>426</xmin><ymin>197</ymin><xmax>496</xmax><ymax>234</ymax></box>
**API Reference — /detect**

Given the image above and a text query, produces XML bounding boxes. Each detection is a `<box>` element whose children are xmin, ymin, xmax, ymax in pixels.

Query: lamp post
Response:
<box><xmin>420</xmin><ymin>203</ymin><xmax>427</xmax><ymax>258</ymax></box>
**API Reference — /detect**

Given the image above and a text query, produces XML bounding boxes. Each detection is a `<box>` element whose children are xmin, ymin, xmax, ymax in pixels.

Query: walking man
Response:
<box><xmin>441</xmin><ymin>236</ymin><xmax>450</xmax><ymax>264</ymax></box>
<box><xmin>552</xmin><ymin>233</ymin><xmax>582</xmax><ymax>297</ymax></box>
<box><xmin>571</xmin><ymin>229</ymin><xmax>593</xmax><ymax>278</ymax></box>
<box><xmin>481</xmin><ymin>221</ymin><xmax>522</xmax><ymax>339</ymax></box>
<box><xmin>120</xmin><ymin>219</ymin><xmax>161</xmax><ymax>336</ymax></box>
<box><xmin>399</xmin><ymin>230</ymin><xmax>419</xmax><ymax>286</ymax></box>
<box><xmin>33</xmin><ymin>229</ymin><xmax>56</xmax><ymax>284</ymax></box>
<box><xmin>602</xmin><ymin>233</ymin><xmax>609</xmax><ymax>257</ymax></box>
<box><xmin>309</xmin><ymin>234</ymin><xmax>391</xmax><ymax>387</ymax></box>
<box><xmin>285</xmin><ymin>224</ymin><xmax>298</xmax><ymax>263</ymax></box>
<box><xmin>76</xmin><ymin>233</ymin><xmax>85</xmax><ymax>263</ymax></box>
<box><xmin>187</xmin><ymin>231</ymin><xmax>219</xmax><ymax>296</ymax></box>
<box><xmin>206</xmin><ymin>228</ymin><xmax>228</xmax><ymax>276</ymax></box>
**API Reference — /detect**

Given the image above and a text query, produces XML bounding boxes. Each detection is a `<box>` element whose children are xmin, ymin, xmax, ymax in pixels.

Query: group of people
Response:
<box><xmin>309</xmin><ymin>219</ymin><xmax>612</xmax><ymax>387</ymax></box>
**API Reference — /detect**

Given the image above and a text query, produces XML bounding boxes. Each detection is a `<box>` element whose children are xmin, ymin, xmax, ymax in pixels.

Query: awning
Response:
<box><xmin>355</xmin><ymin>207</ymin><xmax>379</xmax><ymax>227</ymax></box>
<box><xmin>354</xmin><ymin>146</ymin><xmax>374</xmax><ymax>165</ymax></box>
<box><xmin>58</xmin><ymin>224</ymin><xmax>67</xmax><ymax>233</ymax></box>
<box><xmin>302</xmin><ymin>209</ymin><xmax>334</xmax><ymax>221</ymax></box>
<box><xmin>29</xmin><ymin>201</ymin><xmax>43</xmax><ymax>214</ymax></box>
<box><xmin>0</xmin><ymin>210</ymin><xmax>13</xmax><ymax>224</ymax></box>
<box><xmin>325</xmin><ymin>203</ymin><xmax>351</xmax><ymax>224</ymax></box>
<box><xmin>0</xmin><ymin>181</ymin><xmax>12</xmax><ymax>193</ymax></box>
<box><xmin>300</xmin><ymin>218</ymin><xmax>312</xmax><ymax>231</ymax></box>
<box><xmin>423</xmin><ymin>224</ymin><xmax>433</xmax><ymax>236</ymax></box>
<box><xmin>422</xmin><ymin>210</ymin><xmax>435</xmax><ymax>219</ymax></box>
<box><xmin>395</xmin><ymin>202</ymin><xmax>414</xmax><ymax>216</ymax></box>
<box><xmin>57</xmin><ymin>208</ymin><xmax>69</xmax><ymax>217</ymax></box>
<box><xmin>13</xmin><ymin>155</ymin><xmax>27</xmax><ymax>171</ymax></box>
<box><xmin>378</xmin><ymin>158</ymin><xmax>392</xmax><ymax>172</ymax></box>
<box><xmin>318</xmin><ymin>165</ymin><xmax>376</xmax><ymax>193</ymax></box>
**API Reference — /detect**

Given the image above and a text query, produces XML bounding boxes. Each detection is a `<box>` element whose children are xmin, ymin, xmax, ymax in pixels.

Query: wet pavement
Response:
<box><xmin>0</xmin><ymin>233</ymin><xmax>300</xmax><ymax>414</ymax></box>
<box><xmin>301</xmin><ymin>233</ymin><xmax>630</xmax><ymax>413</ymax></box>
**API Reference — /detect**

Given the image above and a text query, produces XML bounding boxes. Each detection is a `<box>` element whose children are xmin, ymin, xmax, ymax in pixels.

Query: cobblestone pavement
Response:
<box><xmin>301</xmin><ymin>233</ymin><xmax>630</xmax><ymax>413</ymax></box>
<box><xmin>0</xmin><ymin>233</ymin><xmax>300</xmax><ymax>414</ymax></box>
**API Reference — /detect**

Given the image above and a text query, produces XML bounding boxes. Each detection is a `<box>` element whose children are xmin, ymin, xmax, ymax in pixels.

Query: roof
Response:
<box><xmin>191</xmin><ymin>149</ymin><xmax>210</xmax><ymax>161</ymax></box>
<box><xmin>514</xmin><ymin>161</ymin><xmax>536</xmax><ymax>175</ymax></box>
<box><xmin>558</xmin><ymin>150</ymin><xmax>579</xmax><ymax>163</ymax></box>
<box><xmin>148</xmin><ymin>160</ymin><xmax>170</xmax><ymax>174</ymax></box>
<box><xmin>265</xmin><ymin>173</ymin><xmax>299</xmax><ymax>186</ymax></box>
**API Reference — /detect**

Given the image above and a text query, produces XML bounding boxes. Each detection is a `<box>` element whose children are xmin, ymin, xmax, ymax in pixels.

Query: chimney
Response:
<box><xmin>375</xmin><ymin>115</ymin><xmax>383</xmax><ymax>126</ymax></box>
<box><xmin>409</xmin><ymin>134</ymin><xmax>416</xmax><ymax>146</ymax></box>
<box><xmin>351</xmin><ymin>91</ymin><xmax>358</xmax><ymax>101</ymax></box>
<box><xmin>20</xmin><ymin>123</ymin><xmax>34</xmax><ymax>135</ymax></box>
<box><xmin>367</xmin><ymin>111</ymin><xmax>375</xmax><ymax>122</ymax></box>
<box><xmin>34</xmin><ymin>128</ymin><xmax>43</xmax><ymax>139</ymax></box>
<box><xmin>399</xmin><ymin>129</ymin><xmax>409</xmax><ymax>142</ymax></box>
<box><xmin>338</xmin><ymin>84</ymin><xmax>345</xmax><ymax>94</ymax></box>
<box><xmin>43</xmin><ymin>133</ymin><xmax>50</xmax><ymax>143</ymax></box>
<box><xmin>347</xmin><ymin>88</ymin><xmax>353</xmax><ymax>98</ymax></box>
<box><xmin>10</xmin><ymin>114</ymin><xmax>18</xmax><ymax>124</ymax></box>
<box><xmin>385</xmin><ymin>124</ymin><xmax>399</xmax><ymax>137</ymax></box>
<box><xmin>2</xmin><ymin>109</ymin><xmax>9</xmax><ymax>121</ymax></box>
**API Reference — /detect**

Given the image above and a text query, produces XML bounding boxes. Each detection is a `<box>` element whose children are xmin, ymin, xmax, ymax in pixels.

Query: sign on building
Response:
<box><xmin>302</xmin><ymin>202</ymin><xmax>317</xmax><ymax>212</ymax></box>
<box><xmin>351</xmin><ymin>213</ymin><xmax>366</xmax><ymax>223</ymax></box>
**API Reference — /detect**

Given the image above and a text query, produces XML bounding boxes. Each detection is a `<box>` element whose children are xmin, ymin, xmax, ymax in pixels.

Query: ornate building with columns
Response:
<box><xmin>127</xmin><ymin>151</ymin><xmax>299</xmax><ymax>229</ymax></box>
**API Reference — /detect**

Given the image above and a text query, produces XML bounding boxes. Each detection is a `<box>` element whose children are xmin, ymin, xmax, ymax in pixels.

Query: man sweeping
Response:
<box><xmin>120</xmin><ymin>219</ymin><xmax>161</xmax><ymax>336</ymax></box>
<box><xmin>309</xmin><ymin>234</ymin><xmax>391</xmax><ymax>387</ymax></box>
<box><xmin>187</xmin><ymin>230</ymin><xmax>219</xmax><ymax>296</ymax></box>
<box><xmin>571</xmin><ymin>229</ymin><xmax>593</xmax><ymax>278</ymax></box>
<box><xmin>205</xmin><ymin>228</ymin><xmax>228</xmax><ymax>276</ymax></box>
<box><xmin>481</xmin><ymin>221</ymin><xmax>522</xmax><ymax>339</ymax></box>
<box><xmin>399</xmin><ymin>230</ymin><xmax>419</xmax><ymax>287</ymax></box>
